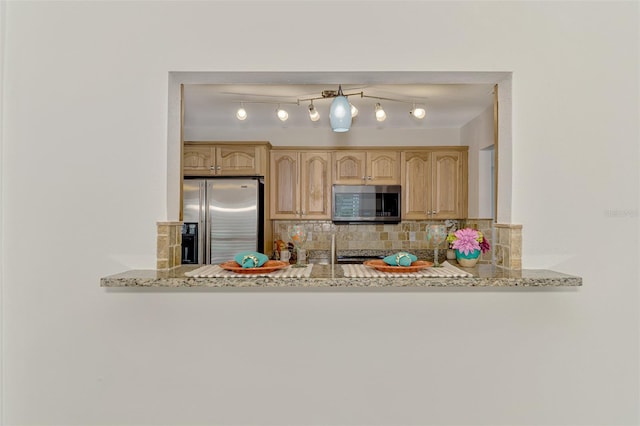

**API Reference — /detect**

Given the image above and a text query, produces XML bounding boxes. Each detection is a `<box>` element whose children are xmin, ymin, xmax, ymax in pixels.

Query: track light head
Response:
<box><xmin>308</xmin><ymin>102</ymin><xmax>320</xmax><ymax>122</ymax></box>
<box><xmin>276</xmin><ymin>105</ymin><xmax>288</xmax><ymax>121</ymax></box>
<box><xmin>375</xmin><ymin>103</ymin><xmax>386</xmax><ymax>122</ymax></box>
<box><xmin>236</xmin><ymin>104</ymin><xmax>247</xmax><ymax>121</ymax></box>
<box><xmin>350</xmin><ymin>103</ymin><xmax>358</xmax><ymax>118</ymax></box>
<box><xmin>410</xmin><ymin>105</ymin><xmax>426</xmax><ymax>119</ymax></box>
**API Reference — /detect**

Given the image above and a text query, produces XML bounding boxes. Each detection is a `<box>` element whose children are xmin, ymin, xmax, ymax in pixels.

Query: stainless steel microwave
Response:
<box><xmin>332</xmin><ymin>185</ymin><xmax>401</xmax><ymax>223</ymax></box>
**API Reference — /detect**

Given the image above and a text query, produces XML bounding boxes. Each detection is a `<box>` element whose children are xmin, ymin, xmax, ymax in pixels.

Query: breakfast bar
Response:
<box><xmin>100</xmin><ymin>263</ymin><xmax>582</xmax><ymax>288</ymax></box>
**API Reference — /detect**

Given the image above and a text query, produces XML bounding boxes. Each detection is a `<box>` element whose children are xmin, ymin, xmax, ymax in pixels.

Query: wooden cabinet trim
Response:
<box><xmin>270</xmin><ymin>145</ymin><xmax>468</xmax><ymax>152</ymax></box>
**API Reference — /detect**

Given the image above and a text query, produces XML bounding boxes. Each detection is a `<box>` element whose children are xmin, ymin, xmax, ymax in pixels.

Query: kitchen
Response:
<box><xmin>183</xmin><ymin>81</ymin><xmax>490</xmax><ymax>261</ymax></box>
<box><xmin>5</xmin><ymin>2</ymin><xmax>637</xmax><ymax>425</ymax></box>
<box><xmin>103</xmin><ymin>76</ymin><xmax>580</xmax><ymax>287</ymax></box>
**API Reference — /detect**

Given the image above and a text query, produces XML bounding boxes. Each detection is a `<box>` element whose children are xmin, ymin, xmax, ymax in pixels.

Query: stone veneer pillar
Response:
<box><xmin>157</xmin><ymin>221</ymin><xmax>182</xmax><ymax>270</ymax></box>
<box><xmin>493</xmin><ymin>223</ymin><xmax>522</xmax><ymax>270</ymax></box>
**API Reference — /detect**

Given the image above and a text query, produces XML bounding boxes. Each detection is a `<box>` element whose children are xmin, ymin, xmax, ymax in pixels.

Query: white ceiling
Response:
<box><xmin>183</xmin><ymin>83</ymin><xmax>495</xmax><ymax>130</ymax></box>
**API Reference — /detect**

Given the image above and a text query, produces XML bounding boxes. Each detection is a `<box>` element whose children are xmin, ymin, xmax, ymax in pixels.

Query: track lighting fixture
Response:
<box><xmin>229</xmin><ymin>86</ymin><xmax>429</xmax><ymax>130</ymax></box>
<box><xmin>375</xmin><ymin>103</ymin><xmax>387</xmax><ymax>122</ymax></box>
<box><xmin>411</xmin><ymin>104</ymin><xmax>426</xmax><ymax>119</ymax></box>
<box><xmin>308</xmin><ymin>101</ymin><xmax>320</xmax><ymax>122</ymax></box>
<box><xmin>236</xmin><ymin>103</ymin><xmax>247</xmax><ymax>121</ymax></box>
<box><xmin>276</xmin><ymin>105</ymin><xmax>288</xmax><ymax>122</ymax></box>
<box><xmin>329</xmin><ymin>85</ymin><xmax>352</xmax><ymax>132</ymax></box>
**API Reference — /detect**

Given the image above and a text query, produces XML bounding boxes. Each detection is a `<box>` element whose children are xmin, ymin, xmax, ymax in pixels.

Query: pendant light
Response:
<box><xmin>329</xmin><ymin>85</ymin><xmax>352</xmax><ymax>132</ymax></box>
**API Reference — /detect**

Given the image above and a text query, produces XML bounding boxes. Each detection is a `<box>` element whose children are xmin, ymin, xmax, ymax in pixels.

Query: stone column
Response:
<box><xmin>157</xmin><ymin>221</ymin><xmax>182</xmax><ymax>270</ymax></box>
<box><xmin>493</xmin><ymin>223</ymin><xmax>522</xmax><ymax>269</ymax></box>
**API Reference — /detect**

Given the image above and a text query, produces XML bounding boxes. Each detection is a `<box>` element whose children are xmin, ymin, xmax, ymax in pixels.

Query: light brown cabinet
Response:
<box><xmin>270</xmin><ymin>150</ymin><xmax>332</xmax><ymax>219</ymax></box>
<box><xmin>183</xmin><ymin>142</ymin><xmax>268</xmax><ymax>176</ymax></box>
<box><xmin>401</xmin><ymin>149</ymin><xmax>468</xmax><ymax>219</ymax></box>
<box><xmin>334</xmin><ymin>151</ymin><xmax>400</xmax><ymax>185</ymax></box>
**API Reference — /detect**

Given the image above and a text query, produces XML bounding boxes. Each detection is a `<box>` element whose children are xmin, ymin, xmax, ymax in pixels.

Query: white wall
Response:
<box><xmin>2</xmin><ymin>2</ymin><xmax>638</xmax><ymax>425</ymax></box>
<box><xmin>462</xmin><ymin>105</ymin><xmax>494</xmax><ymax>218</ymax></box>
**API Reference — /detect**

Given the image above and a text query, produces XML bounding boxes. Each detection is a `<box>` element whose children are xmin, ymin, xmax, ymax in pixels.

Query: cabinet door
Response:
<box><xmin>183</xmin><ymin>145</ymin><xmax>215</xmax><ymax>176</ymax></box>
<box><xmin>270</xmin><ymin>151</ymin><xmax>299</xmax><ymax>219</ymax></box>
<box><xmin>216</xmin><ymin>145</ymin><xmax>260</xmax><ymax>176</ymax></box>
<box><xmin>402</xmin><ymin>151</ymin><xmax>432</xmax><ymax>219</ymax></box>
<box><xmin>431</xmin><ymin>151</ymin><xmax>466</xmax><ymax>219</ymax></box>
<box><xmin>368</xmin><ymin>151</ymin><xmax>400</xmax><ymax>184</ymax></box>
<box><xmin>300</xmin><ymin>152</ymin><xmax>332</xmax><ymax>219</ymax></box>
<box><xmin>334</xmin><ymin>151</ymin><xmax>366</xmax><ymax>184</ymax></box>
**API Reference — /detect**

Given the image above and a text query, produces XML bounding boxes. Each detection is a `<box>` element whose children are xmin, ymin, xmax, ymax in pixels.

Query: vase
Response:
<box><xmin>446</xmin><ymin>249</ymin><xmax>457</xmax><ymax>260</ymax></box>
<box><xmin>455</xmin><ymin>249</ymin><xmax>481</xmax><ymax>267</ymax></box>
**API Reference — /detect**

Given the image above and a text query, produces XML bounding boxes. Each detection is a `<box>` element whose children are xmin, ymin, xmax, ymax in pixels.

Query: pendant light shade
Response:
<box><xmin>329</xmin><ymin>85</ymin><xmax>352</xmax><ymax>132</ymax></box>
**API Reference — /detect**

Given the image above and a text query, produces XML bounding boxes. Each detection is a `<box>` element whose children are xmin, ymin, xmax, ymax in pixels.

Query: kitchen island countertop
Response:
<box><xmin>100</xmin><ymin>263</ymin><xmax>581</xmax><ymax>288</ymax></box>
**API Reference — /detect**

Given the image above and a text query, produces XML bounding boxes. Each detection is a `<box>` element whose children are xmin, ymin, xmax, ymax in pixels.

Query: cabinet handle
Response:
<box><xmin>209</xmin><ymin>166</ymin><xmax>216</xmax><ymax>171</ymax></box>
<box><xmin>432</xmin><ymin>210</ymin><xmax>437</xmax><ymax>215</ymax></box>
<box><xmin>367</xmin><ymin>176</ymin><xmax>372</xmax><ymax>180</ymax></box>
<box><xmin>216</xmin><ymin>165</ymin><xmax>222</xmax><ymax>170</ymax></box>
<box><xmin>362</xmin><ymin>176</ymin><xmax>366</xmax><ymax>180</ymax></box>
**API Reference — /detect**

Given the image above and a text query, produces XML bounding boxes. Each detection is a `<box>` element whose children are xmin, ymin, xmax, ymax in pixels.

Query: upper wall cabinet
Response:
<box><xmin>401</xmin><ymin>148</ymin><xmax>468</xmax><ymax>219</ymax></box>
<box><xmin>270</xmin><ymin>150</ymin><xmax>332</xmax><ymax>220</ymax></box>
<box><xmin>183</xmin><ymin>142</ymin><xmax>270</xmax><ymax>176</ymax></box>
<box><xmin>334</xmin><ymin>151</ymin><xmax>400</xmax><ymax>185</ymax></box>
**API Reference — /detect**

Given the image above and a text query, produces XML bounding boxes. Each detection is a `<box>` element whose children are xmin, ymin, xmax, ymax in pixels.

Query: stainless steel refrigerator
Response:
<box><xmin>182</xmin><ymin>177</ymin><xmax>264</xmax><ymax>264</ymax></box>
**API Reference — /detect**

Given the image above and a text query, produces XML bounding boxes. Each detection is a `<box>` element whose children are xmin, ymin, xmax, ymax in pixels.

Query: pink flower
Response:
<box><xmin>451</xmin><ymin>228</ymin><xmax>481</xmax><ymax>255</ymax></box>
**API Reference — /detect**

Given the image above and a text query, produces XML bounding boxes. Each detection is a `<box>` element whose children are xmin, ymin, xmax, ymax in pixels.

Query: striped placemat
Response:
<box><xmin>342</xmin><ymin>261</ymin><xmax>473</xmax><ymax>278</ymax></box>
<box><xmin>185</xmin><ymin>264</ymin><xmax>313</xmax><ymax>278</ymax></box>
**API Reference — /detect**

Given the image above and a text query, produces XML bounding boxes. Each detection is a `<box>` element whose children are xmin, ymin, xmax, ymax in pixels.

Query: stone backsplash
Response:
<box><xmin>271</xmin><ymin>219</ymin><xmax>498</xmax><ymax>264</ymax></box>
<box><xmin>158</xmin><ymin>218</ymin><xmax>522</xmax><ymax>270</ymax></box>
<box><xmin>463</xmin><ymin>218</ymin><xmax>494</xmax><ymax>265</ymax></box>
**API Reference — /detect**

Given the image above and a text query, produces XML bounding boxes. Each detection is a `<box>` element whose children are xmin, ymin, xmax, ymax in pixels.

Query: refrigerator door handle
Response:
<box><xmin>200</xmin><ymin>180</ymin><xmax>207</xmax><ymax>265</ymax></box>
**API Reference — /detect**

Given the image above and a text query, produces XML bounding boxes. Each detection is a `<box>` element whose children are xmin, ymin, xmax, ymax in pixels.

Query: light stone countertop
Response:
<box><xmin>100</xmin><ymin>263</ymin><xmax>582</xmax><ymax>288</ymax></box>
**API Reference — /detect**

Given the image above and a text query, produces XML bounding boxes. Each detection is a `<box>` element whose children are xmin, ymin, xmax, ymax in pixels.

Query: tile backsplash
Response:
<box><xmin>272</xmin><ymin>219</ymin><xmax>496</xmax><ymax>260</ymax></box>
<box><xmin>463</xmin><ymin>218</ymin><xmax>494</xmax><ymax>265</ymax></box>
<box><xmin>156</xmin><ymin>219</ymin><xmax>522</xmax><ymax>270</ymax></box>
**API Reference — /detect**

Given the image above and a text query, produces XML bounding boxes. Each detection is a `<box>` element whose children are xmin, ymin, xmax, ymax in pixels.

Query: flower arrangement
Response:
<box><xmin>446</xmin><ymin>228</ymin><xmax>491</xmax><ymax>255</ymax></box>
